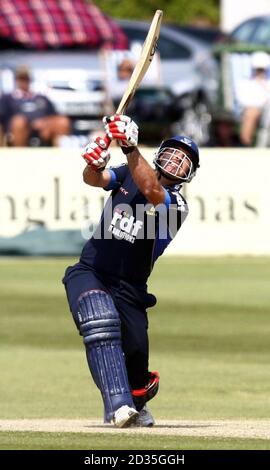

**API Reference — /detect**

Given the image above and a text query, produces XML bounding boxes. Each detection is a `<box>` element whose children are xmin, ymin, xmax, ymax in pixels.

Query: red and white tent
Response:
<box><xmin>0</xmin><ymin>0</ymin><xmax>128</xmax><ymax>49</ymax></box>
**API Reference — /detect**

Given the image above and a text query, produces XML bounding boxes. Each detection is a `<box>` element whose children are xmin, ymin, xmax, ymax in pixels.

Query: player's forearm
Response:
<box><xmin>83</xmin><ymin>165</ymin><xmax>101</xmax><ymax>186</ymax></box>
<box><xmin>83</xmin><ymin>165</ymin><xmax>109</xmax><ymax>187</ymax></box>
<box><xmin>126</xmin><ymin>148</ymin><xmax>165</xmax><ymax>205</ymax></box>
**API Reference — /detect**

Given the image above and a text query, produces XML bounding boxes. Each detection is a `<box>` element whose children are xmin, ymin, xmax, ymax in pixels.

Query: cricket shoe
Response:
<box><xmin>112</xmin><ymin>405</ymin><xmax>139</xmax><ymax>428</ymax></box>
<box><xmin>132</xmin><ymin>405</ymin><xmax>155</xmax><ymax>427</ymax></box>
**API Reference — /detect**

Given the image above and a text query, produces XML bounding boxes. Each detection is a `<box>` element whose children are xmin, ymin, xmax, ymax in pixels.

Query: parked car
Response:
<box><xmin>228</xmin><ymin>15</ymin><xmax>270</xmax><ymax>46</ymax></box>
<box><xmin>166</xmin><ymin>23</ymin><xmax>226</xmax><ymax>48</ymax></box>
<box><xmin>117</xmin><ymin>19</ymin><xmax>219</xmax><ymax>144</ymax></box>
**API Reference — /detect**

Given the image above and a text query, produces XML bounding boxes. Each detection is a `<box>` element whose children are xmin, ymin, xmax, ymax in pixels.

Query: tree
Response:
<box><xmin>92</xmin><ymin>0</ymin><xmax>220</xmax><ymax>25</ymax></box>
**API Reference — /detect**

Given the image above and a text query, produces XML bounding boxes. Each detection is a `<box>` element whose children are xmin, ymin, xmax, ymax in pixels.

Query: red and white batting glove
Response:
<box><xmin>82</xmin><ymin>137</ymin><xmax>110</xmax><ymax>172</ymax></box>
<box><xmin>103</xmin><ymin>115</ymin><xmax>138</xmax><ymax>154</ymax></box>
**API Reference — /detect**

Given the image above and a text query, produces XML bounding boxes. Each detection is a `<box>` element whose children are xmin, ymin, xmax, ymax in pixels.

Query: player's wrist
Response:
<box><xmin>121</xmin><ymin>146</ymin><xmax>136</xmax><ymax>155</ymax></box>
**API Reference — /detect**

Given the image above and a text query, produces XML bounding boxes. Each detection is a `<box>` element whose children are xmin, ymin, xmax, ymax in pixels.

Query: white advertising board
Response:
<box><xmin>0</xmin><ymin>147</ymin><xmax>269</xmax><ymax>255</ymax></box>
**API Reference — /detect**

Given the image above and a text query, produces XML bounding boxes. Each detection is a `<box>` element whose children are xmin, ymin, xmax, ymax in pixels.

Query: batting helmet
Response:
<box><xmin>154</xmin><ymin>135</ymin><xmax>200</xmax><ymax>183</ymax></box>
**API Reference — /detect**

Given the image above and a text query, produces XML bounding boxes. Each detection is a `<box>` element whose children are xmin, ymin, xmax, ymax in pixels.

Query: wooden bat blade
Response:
<box><xmin>116</xmin><ymin>10</ymin><xmax>163</xmax><ymax>114</ymax></box>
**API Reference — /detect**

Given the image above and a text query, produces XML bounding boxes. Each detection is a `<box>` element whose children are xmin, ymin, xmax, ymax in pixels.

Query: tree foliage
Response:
<box><xmin>92</xmin><ymin>0</ymin><xmax>220</xmax><ymax>25</ymax></box>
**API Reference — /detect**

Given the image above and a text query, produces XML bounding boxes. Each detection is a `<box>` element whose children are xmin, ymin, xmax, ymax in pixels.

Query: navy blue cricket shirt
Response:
<box><xmin>80</xmin><ymin>164</ymin><xmax>188</xmax><ymax>285</ymax></box>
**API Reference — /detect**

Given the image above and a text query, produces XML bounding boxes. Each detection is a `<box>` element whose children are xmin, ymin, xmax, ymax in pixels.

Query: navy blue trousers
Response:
<box><xmin>63</xmin><ymin>263</ymin><xmax>156</xmax><ymax>389</ymax></box>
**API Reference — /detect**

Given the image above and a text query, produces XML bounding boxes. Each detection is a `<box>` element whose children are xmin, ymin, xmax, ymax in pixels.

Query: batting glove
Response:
<box><xmin>82</xmin><ymin>137</ymin><xmax>110</xmax><ymax>172</ymax></box>
<box><xmin>103</xmin><ymin>115</ymin><xmax>138</xmax><ymax>154</ymax></box>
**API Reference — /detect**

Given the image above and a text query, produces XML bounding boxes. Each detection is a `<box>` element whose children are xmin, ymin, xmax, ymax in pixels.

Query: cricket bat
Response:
<box><xmin>116</xmin><ymin>9</ymin><xmax>163</xmax><ymax>114</ymax></box>
<box><xmin>103</xmin><ymin>10</ymin><xmax>163</xmax><ymax>147</ymax></box>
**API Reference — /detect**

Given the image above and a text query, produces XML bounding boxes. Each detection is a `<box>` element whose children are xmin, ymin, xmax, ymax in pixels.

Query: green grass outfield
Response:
<box><xmin>0</xmin><ymin>256</ymin><xmax>270</xmax><ymax>450</ymax></box>
<box><xmin>1</xmin><ymin>432</ymin><xmax>270</xmax><ymax>450</ymax></box>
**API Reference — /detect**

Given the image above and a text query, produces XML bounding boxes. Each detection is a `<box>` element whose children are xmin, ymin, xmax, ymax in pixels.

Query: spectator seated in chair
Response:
<box><xmin>0</xmin><ymin>66</ymin><xmax>71</xmax><ymax>147</ymax></box>
<box><xmin>237</xmin><ymin>52</ymin><xmax>270</xmax><ymax>147</ymax></box>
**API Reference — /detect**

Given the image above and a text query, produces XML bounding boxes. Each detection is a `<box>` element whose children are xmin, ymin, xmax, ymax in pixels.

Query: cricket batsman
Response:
<box><xmin>63</xmin><ymin>115</ymin><xmax>200</xmax><ymax>427</ymax></box>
